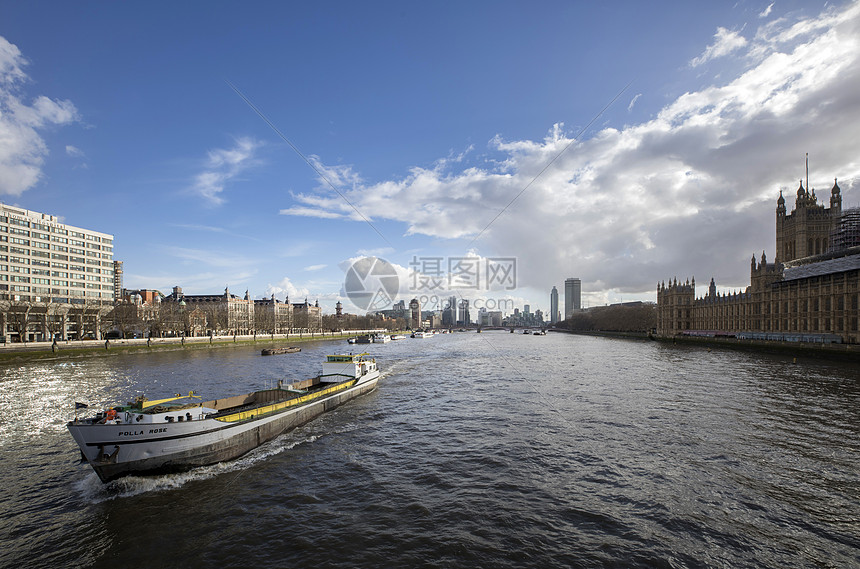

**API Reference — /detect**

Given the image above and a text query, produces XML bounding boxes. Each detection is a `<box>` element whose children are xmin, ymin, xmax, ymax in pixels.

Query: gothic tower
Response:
<box><xmin>776</xmin><ymin>177</ymin><xmax>841</xmax><ymax>263</ymax></box>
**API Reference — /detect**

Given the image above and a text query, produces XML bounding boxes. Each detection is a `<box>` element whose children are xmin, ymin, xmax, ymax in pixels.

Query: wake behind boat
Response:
<box><xmin>68</xmin><ymin>353</ymin><xmax>380</xmax><ymax>483</ymax></box>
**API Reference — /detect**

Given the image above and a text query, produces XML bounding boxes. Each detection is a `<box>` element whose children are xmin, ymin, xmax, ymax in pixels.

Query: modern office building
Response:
<box><xmin>0</xmin><ymin>202</ymin><xmax>116</xmax><ymax>304</ymax></box>
<box><xmin>113</xmin><ymin>260</ymin><xmax>123</xmax><ymax>301</ymax></box>
<box><xmin>550</xmin><ymin>286</ymin><xmax>559</xmax><ymax>324</ymax></box>
<box><xmin>564</xmin><ymin>278</ymin><xmax>581</xmax><ymax>319</ymax></box>
<box><xmin>459</xmin><ymin>299</ymin><xmax>470</xmax><ymax>325</ymax></box>
<box><xmin>0</xmin><ymin>202</ymin><xmax>117</xmax><ymax>342</ymax></box>
<box><xmin>409</xmin><ymin>298</ymin><xmax>421</xmax><ymax>329</ymax></box>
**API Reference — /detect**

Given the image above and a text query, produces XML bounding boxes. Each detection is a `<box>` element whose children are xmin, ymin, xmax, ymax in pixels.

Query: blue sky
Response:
<box><xmin>2</xmin><ymin>1</ymin><xmax>859</xmax><ymax>317</ymax></box>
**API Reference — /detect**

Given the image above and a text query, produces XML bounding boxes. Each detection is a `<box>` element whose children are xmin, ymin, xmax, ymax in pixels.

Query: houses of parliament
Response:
<box><xmin>657</xmin><ymin>174</ymin><xmax>860</xmax><ymax>344</ymax></box>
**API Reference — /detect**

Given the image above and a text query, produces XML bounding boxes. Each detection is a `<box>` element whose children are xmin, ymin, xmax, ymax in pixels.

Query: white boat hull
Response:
<box><xmin>68</xmin><ymin>372</ymin><xmax>379</xmax><ymax>482</ymax></box>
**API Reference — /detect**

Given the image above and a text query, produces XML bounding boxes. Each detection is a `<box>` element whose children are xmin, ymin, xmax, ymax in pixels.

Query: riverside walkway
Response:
<box><xmin>0</xmin><ymin>330</ymin><xmax>386</xmax><ymax>358</ymax></box>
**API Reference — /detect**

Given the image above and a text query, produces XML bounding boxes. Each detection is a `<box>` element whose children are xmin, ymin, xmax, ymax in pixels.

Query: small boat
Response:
<box><xmin>412</xmin><ymin>330</ymin><xmax>432</xmax><ymax>338</ymax></box>
<box><xmin>354</xmin><ymin>335</ymin><xmax>373</xmax><ymax>344</ymax></box>
<box><xmin>347</xmin><ymin>337</ymin><xmax>357</xmax><ymax>344</ymax></box>
<box><xmin>390</xmin><ymin>334</ymin><xmax>408</xmax><ymax>340</ymax></box>
<box><xmin>261</xmin><ymin>346</ymin><xmax>301</xmax><ymax>355</ymax></box>
<box><xmin>372</xmin><ymin>334</ymin><xmax>391</xmax><ymax>343</ymax></box>
<box><xmin>68</xmin><ymin>354</ymin><xmax>381</xmax><ymax>483</ymax></box>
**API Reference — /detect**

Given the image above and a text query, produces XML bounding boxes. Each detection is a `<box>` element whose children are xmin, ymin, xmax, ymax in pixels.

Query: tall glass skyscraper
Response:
<box><xmin>550</xmin><ymin>286</ymin><xmax>559</xmax><ymax>323</ymax></box>
<box><xmin>564</xmin><ymin>278</ymin><xmax>581</xmax><ymax>319</ymax></box>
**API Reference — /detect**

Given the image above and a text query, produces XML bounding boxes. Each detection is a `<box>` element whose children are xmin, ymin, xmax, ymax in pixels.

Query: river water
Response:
<box><xmin>0</xmin><ymin>332</ymin><xmax>857</xmax><ymax>568</ymax></box>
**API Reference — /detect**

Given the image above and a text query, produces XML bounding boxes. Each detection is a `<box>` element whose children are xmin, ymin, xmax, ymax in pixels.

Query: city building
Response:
<box><xmin>488</xmin><ymin>311</ymin><xmax>503</xmax><ymax>327</ymax></box>
<box><xmin>442</xmin><ymin>295</ymin><xmax>457</xmax><ymax>326</ymax></box>
<box><xmin>292</xmin><ymin>298</ymin><xmax>322</xmax><ymax>332</ymax></box>
<box><xmin>658</xmin><ymin>176</ymin><xmax>860</xmax><ymax>343</ymax></box>
<box><xmin>564</xmin><ymin>278</ymin><xmax>581</xmax><ymax>319</ymax></box>
<box><xmin>504</xmin><ymin>304</ymin><xmax>545</xmax><ymax>327</ymax></box>
<box><xmin>550</xmin><ymin>286</ymin><xmax>559</xmax><ymax>324</ymax></box>
<box><xmin>776</xmin><ymin>179</ymin><xmax>841</xmax><ymax>261</ymax></box>
<box><xmin>162</xmin><ymin>286</ymin><xmax>254</xmax><ymax>336</ymax></box>
<box><xmin>113</xmin><ymin>260</ymin><xmax>123</xmax><ymax>301</ymax></box>
<box><xmin>459</xmin><ymin>299</ymin><xmax>470</xmax><ymax>325</ymax></box>
<box><xmin>254</xmin><ymin>294</ymin><xmax>294</xmax><ymax>334</ymax></box>
<box><xmin>0</xmin><ymin>202</ymin><xmax>116</xmax><ymax>304</ymax></box>
<box><xmin>409</xmin><ymin>298</ymin><xmax>421</xmax><ymax>329</ymax></box>
<box><xmin>0</xmin><ymin>202</ymin><xmax>117</xmax><ymax>342</ymax></box>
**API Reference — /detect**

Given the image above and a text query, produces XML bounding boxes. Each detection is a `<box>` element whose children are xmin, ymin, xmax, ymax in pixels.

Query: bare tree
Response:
<box><xmin>6</xmin><ymin>301</ymin><xmax>31</xmax><ymax>343</ymax></box>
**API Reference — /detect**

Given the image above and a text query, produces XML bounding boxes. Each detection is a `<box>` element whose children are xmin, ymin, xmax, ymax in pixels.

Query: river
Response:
<box><xmin>0</xmin><ymin>332</ymin><xmax>857</xmax><ymax>568</ymax></box>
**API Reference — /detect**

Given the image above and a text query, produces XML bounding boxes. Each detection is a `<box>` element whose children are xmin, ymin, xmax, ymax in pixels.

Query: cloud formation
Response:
<box><xmin>191</xmin><ymin>137</ymin><xmax>261</xmax><ymax>205</ymax></box>
<box><xmin>689</xmin><ymin>27</ymin><xmax>748</xmax><ymax>67</ymax></box>
<box><xmin>65</xmin><ymin>145</ymin><xmax>84</xmax><ymax>158</ymax></box>
<box><xmin>282</xmin><ymin>2</ymin><xmax>860</xmax><ymax>300</ymax></box>
<box><xmin>0</xmin><ymin>36</ymin><xmax>81</xmax><ymax>196</ymax></box>
<box><xmin>266</xmin><ymin>276</ymin><xmax>312</xmax><ymax>302</ymax></box>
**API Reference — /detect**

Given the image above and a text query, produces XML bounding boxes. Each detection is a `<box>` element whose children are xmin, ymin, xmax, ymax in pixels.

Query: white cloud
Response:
<box><xmin>690</xmin><ymin>27</ymin><xmax>749</xmax><ymax>67</ymax></box>
<box><xmin>355</xmin><ymin>247</ymin><xmax>395</xmax><ymax>257</ymax></box>
<box><xmin>266</xmin><ymin>276</ymin><xmax>311</xmax><ymax>302</ymax></box>
<box><xmin>65</xmin><ymin>145</ymin><xmax>84</xmax><ymax>158</ymax></box>
<box><xmin>0</xmin><ymin>36</ymin><xmax>81</xmax><ymax>196</ymax></box>
<box><xmin>303</xmin><ymin>264</ymin><xmax>327</xmax><ymax>271</ymax></box>
<box><xmin>191</xmin><ymin>137</ymin><xmax>261</xmax><ymax>205</ymax></box>
<box><xmin>278</xmin><ymin>205</ymin><xmax>344</xmax><ymax>219</ymax></box>
<box><xmin>760</xmin><ymin>2</ymin><xmax>775</xmax><ymax>18</ymax></box>
<box><xmin>164</xmin><ymin>245</ymin><xmax>260</xmax><ymax>269</ymax></box>
<box><xmin>280</xmin><ymin>1</ymin><xmax>860</xmax><ymax>301</ymax></box>
<box><xmin>627</xmin><ymin>93</ymin><xmax>642</xmax><ymax>112</ymax></box>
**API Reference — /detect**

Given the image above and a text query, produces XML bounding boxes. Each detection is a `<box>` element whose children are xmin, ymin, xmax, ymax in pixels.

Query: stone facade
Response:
<box><xmin>163</xmin><ymin>286</ymin><xmax>254</xmax><ymax>335</ymax></box>
<box><xmin>658</xmin><ymin>177</ymin><xmax>860</xmax><ymax>343</ymax></box>
<box><xmin>254</xmin><ymin>295</ymin><xmax>294</xmax><ymax>334</ymax></box>
<box><xmin>292</xmin><ymin>299</ymin><xmax>322</xmax><ymax>332</ymax></box>
<box><xmin>776</xmin><ymin>179</ymin><xmax>841</xmax><ymax>261</ymax></box>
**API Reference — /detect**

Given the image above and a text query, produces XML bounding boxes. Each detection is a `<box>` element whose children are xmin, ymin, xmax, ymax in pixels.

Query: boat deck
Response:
<box><xmin>207</xmin><ymin>376</ymin><xmax>356</xmax><ymax>423</ymax></box>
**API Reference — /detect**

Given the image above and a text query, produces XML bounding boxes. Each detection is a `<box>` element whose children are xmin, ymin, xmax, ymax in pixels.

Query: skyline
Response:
<box><xmin>2</xmin><ymin>1</ymin><xmax>859</xmax><ymax>316</ymax></box>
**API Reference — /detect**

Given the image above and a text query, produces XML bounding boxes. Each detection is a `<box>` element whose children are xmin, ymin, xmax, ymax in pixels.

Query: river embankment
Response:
<box><xmin>552</xmin><ymin>328</ymin><xmax>860</xmax><ymax>361</ymax></box>
<box><xmin>0</xmin><ymin>329</ymin><xmax>387</xmax><ymax>363</ymax></box>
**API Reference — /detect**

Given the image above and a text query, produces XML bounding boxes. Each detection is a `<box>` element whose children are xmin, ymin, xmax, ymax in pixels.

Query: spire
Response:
<box><xmin>831</xmin><ymin>177</ymin><xmax>842</xmax><ymax>211</ymax></box>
